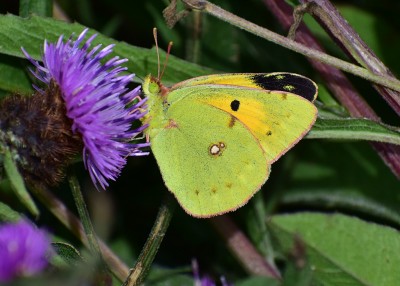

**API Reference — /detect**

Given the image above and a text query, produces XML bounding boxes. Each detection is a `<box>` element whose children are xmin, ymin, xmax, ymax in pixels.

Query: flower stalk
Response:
<box><xmin>69</xmin><ymin>174</ymin><xmax>111</xmax><ymax>285</ymax></box>
<box><xmin>123</xmin><ymin>194</ymin><xmax>176</xmax><ymax>286</ymax></box>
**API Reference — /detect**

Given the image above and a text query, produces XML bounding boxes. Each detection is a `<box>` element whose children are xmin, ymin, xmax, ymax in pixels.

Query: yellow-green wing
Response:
<box><xmin>150</xmin><ymin>90</ymin><xmax>270</xmax><ymax>218</ymax></box>
<box><xmin>171</xmin><ymin>72</ymin><xmax>318</xmax><ymax>102</ymax></box>
<box><xmin>168</xmin><ymin>85</ymin><xmax>317</xmax><ymax>164</ymax></box>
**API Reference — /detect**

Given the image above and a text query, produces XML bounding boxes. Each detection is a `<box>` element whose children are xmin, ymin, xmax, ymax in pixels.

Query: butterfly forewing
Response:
<box><xmin>171</xmin><ymin>72</ymin><xmax>318</xmax><ymax>102</ymax></box>
<box><xmin>169</xmin><ymin>85</ymin><xmax>317</xmax><ymax>163</ymax></box>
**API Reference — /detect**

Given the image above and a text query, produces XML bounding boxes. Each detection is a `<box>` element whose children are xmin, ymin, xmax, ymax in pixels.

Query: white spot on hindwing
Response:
<box><xmin>209</xmin><ymin>142</ymin><xmax>226</xmax><ymax>157</ymax></box>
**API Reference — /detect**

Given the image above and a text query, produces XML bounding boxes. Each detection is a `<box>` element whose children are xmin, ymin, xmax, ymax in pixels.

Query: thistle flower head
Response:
<box><xmin>0</xmin><ymin>220</ymin><xmax>53</xmax><ymax>282</ymax></box>
<box><xmin>21</xmin><ymin>29</ymin><xmax>149</xmax><ymax>189</ymax></box>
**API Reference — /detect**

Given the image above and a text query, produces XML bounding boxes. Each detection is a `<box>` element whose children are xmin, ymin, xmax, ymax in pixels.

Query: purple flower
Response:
<box><xmin>192</xmin><ymin>259</ymin><xmax>232</xmax><ymax>286</ymax></box>
<box><xmin>22</xmin><ymin>29</ymin><xmax>149</xmax><ymax>189</ymax></box>
<box><xmin>0</xmin><ymin>220</ymin><xmax>53</xmax><ymax>282</ymax></box>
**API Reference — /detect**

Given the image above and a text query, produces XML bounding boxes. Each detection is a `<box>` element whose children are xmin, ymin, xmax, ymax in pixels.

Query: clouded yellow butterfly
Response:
<box><xmin>142</xmin><ymin>34</ymin><xmax>318</xmax><ymax>218</ymax></box>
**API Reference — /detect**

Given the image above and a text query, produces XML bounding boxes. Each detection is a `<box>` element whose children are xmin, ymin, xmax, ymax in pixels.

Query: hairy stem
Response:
<box><xmin>69</xmin><ymin>175</ymin><xmax>110</xmax><ymax>285</ymax></box>
<box><xmin>180</xmin><ymin>0</ymin><xmax>400</xmax><ymax>93</ymax></box>
<box><xmin>123</xmin><ymin>194</ymin><xmax>175</xmax><ymax>286</ymax></box>
<box><xmin>263</xmin><ymin>0</ymin><xmax>400</xmax><ymax>178</ymax></box>
<box><xmin>300</xmin><ymin>0</ymin><xmax>400</xmax><ymax>116</ymax></box>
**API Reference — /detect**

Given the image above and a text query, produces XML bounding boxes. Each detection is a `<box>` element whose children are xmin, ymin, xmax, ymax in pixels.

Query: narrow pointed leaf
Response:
<box><xmin>269</xmin><ymin>212</ymin><xmax>400</xmax><ymax>285</ymax></box>
<box><xmin>0</xmin><ymin>14</ymin><xmax>213</xmax><ymax>90</ymax></box>
<box><xmin>0</xmin><ymin>201</ymin><xmax>22</xmax><ymax>222</ymax></box>
<box><xmin>307</xmin><ymin>118</ymin><xmax>400</xmax><ymax>145</ymax></box>
<box><xmin>52</xmin><ymin>242</ymin><xmax>84</xmax><ymax>267</ymax></box>
<box><xmin>3</xmin><ymin>149</ymin><xmax>39</xmax><ymax>217</ymax></box>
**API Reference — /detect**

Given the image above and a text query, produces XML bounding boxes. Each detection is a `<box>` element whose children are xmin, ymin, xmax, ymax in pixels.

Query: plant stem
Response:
<box><xmin>69</xmin><ymin>176</ymin><xmax>107</xmax><ymax>272</ymax></box>
<box><xmin>3</xmin><ymin>149</ymin><xmax>39</xmax><ymax>218</ymax></box>
<box><xmin>262</xmin><ymin>0</ymin><xmax>400</xmax><ymax>178</ymax></box>
<box><xmin>185</xmin><ymin>10</ymin><xmax>203</xmax><ymax>64</ymax></box>
<box><xmin>123</xmin><ymin>193</ymin><xmax>176</xmax><ymax>286</ymax></box>
<box><xmin>210</xmin><ymin>215</ymin><xmax>281</xmax><ymax>280</ymax></box>
<box><xmin>300</xmin><ymin>0</ymin><xmax>400</xmax><ymax>116</ymax></box>
<box><xmin>69</xmin><ymin>176</ymin><xmax>111</xmax><ymax>285</ymax></box>
<box><xmin>180</xmin><ymin>0</ymin><xmax>400</xmax><ymax>93</ymax></box>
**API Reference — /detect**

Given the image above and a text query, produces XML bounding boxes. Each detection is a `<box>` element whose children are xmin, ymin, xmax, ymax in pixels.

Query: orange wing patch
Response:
<box><xmin>196</xmin><ymin>91</ymin><xmax>316</xmax><ymax>163</ymax></box>
<box><xmin>201</xmin><ymin>95</ymin><xmax>272</xmax><ymax>142</ymax></box>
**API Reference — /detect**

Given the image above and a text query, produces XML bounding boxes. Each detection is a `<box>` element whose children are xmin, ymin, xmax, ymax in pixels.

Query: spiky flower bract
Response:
<box><xmin>22</xmin><ymin>29</ymin><xmax>149</xmax><ymax>189</ymax></box>
<box><xmin>0</xmin><ymin>220</ymin><xmax>53</xmax><ymax>282</ymax></box>
<box><xmin>0</xmin><ymin>84</ymin><xmax>82</xmax><ymax>187</ymax></box>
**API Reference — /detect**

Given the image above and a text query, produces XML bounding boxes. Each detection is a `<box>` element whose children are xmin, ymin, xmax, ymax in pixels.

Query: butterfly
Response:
<box><xmin>141</xmin><ymin>69</ymin><xmax>318</xmax><ymax>218</ymax></box>
<box><xmin>141</xmin><ymin>31</ymin><xmax>317</xmax><ymax>218</ymax></box>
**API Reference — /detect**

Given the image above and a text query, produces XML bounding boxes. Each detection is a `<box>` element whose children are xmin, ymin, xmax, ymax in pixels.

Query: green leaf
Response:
<box><xmin>3</xmin><ymin>149</ymin><xmax>39</xmax><ymax>217</ymax></box>
<box><xmin>236</xmin><ymin>276</ymin><xmax>281</xmax><ymax>286</ymax></box>
<box><xmin>0</xmin><ymin>14</ymin><xmax>214</xmax><ymax>90</ymax></box>
<box><xmin>307</xmin><ymin>117</ymin><xmax>400</xmax><ymax>145</ymax></box>
<box><xmin>269</xmin><ymin>212</ymin><xmax>400</xmax><ymax>285</ymax></box>
<box><xmin>197</xmin><ymin>0</ymin><xmax>240</xmax><ymax>70</ymax></box>
<box><xmin>0</xmin><ymin>201</ymin><xmax>22</xmax><ymax>222</ymax></box>
<box><xmin>246</xmin><ymin>192</ymin><xmax>277</xmax><ymax>262</ymax></box>
<box><xmin>147</xmin><ymin>265</ymin><xmax>192</xmax><ymax>285</ymax></box>
<box><xmin>147</xmin><ymin>275</ymin><xmax>194</xmax><ymax>286</ymax></box>
<box><xmin>51</xmin><ymin>242</ymin><xmax>84</xmax><ymax>267</ymax></box>
<box><xmin>19</xmin><ymin>0</ymin><xmax>52</xmax><ymax>18</ymax></box>
<box><xmin>281</xmin><ymin>191</ymin><xmax>400</xmax><ymax>228</ymax></box>
<box><xmin>273</xmin><ymin>140</ymin><xmax>400</xmax><ymax>227</ymax></box>
<box><xmin>0</xmin><ymin>54</ymin><xmax>32</xmax><ymax>94</ymax></box>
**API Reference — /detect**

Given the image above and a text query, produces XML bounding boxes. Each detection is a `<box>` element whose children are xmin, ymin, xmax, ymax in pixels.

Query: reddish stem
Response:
<box><xmin>262</xmin><ymin>0</ymin><xmax>400</xmax><ymax>178</ymax></box>
<box><xmin>210</xmin><ymin>215</ymin><xmax>281</xmax><ymax>280</ymax></box>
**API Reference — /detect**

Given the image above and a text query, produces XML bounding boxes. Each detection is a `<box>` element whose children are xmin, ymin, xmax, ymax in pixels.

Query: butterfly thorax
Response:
<box><xmin>142</xmin><ymin>74</ymin><xmax>171</xmax><ymax>139</ymax></box>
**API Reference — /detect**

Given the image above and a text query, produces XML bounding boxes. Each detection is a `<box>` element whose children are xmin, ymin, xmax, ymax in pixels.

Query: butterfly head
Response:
<box><xmin>142</xmin><ymin>74</ymin><xmax>169</xmax><ymax>98</ymax></box>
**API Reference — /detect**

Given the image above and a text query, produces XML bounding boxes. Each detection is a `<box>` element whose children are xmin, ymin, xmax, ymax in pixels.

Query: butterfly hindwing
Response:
<box><xmin>143</xmin><ymin>72</ymin><xmax>318</xmax><ymax>217</ymax></box>
<box><xmin>150</xmin><ymin>92</ymin><xmax>270</xmax><ymax>217</ymax></box>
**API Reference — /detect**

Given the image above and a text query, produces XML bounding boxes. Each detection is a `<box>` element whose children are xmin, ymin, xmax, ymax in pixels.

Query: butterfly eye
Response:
<box><xmin>148</xmin><ymin>81</ymin><xmax>160</xmax><ymax>94</ymax></box>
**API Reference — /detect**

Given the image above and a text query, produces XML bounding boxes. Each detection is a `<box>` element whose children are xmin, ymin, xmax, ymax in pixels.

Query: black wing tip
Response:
<box><xmin>250</xmin><ymin>72</ymin><xmax>318</xmax><ymax>102</ymax></box>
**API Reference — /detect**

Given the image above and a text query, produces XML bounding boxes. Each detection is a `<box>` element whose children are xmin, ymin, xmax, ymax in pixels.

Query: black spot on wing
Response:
<box><xmin>230</xmin><ymin>99</ymin><xmax>240</xmax><ymax>111</ymax></box>
<box><xmin>250</xmin><ymin>73</ymin><xmax>317</xmax><ymax>102</ymax></box>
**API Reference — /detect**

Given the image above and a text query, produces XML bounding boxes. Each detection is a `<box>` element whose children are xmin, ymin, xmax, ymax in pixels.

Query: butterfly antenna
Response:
<box><xmin>153</xmin><ymin>28</ymin><xmax>161</xmax><ymax>79</ymax></box>
<box><xmin>160</xmin><ymin>41</ymin><xmax>173</xmax><ymax>81</ymax></box>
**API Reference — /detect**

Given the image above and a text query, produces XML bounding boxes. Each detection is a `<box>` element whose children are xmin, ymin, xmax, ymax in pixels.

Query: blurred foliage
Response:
<box><xmin>0</xmin><ymin>0</ymin><xmax>399</xmax><ymax>285</ymax></box>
